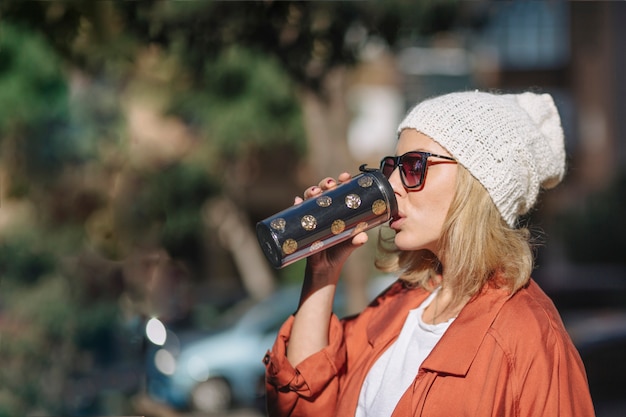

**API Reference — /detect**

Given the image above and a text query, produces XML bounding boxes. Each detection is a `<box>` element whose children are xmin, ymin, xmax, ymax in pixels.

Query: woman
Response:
<box><xmin>263</xmin><ymin>91</ymin><xmax>595</xmax><ymax>417</ymax></box>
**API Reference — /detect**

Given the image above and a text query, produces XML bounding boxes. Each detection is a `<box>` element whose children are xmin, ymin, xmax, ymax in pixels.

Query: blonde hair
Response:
<box><xmin>375</xmin><ymin>165</ymin><xmax>534</xmax><ymax>303</ymax></box>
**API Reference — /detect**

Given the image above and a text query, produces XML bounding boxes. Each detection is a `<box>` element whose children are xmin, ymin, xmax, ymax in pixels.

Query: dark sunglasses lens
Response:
<box><xmin>401</xmin><ymin>154</ymin><xmax>425</xmax><ymax>187</ymax></box>
<box><xmin>381</xmin><ymin>157</ymin><xmax>396</xmax><ymax>178</ymax></box>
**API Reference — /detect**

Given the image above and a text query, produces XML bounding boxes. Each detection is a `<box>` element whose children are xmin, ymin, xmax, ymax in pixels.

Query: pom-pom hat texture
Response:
<box><xmin>397</xmin><ymin>91</ymin><xmax>566</xmax><ymax>227</ymax></box>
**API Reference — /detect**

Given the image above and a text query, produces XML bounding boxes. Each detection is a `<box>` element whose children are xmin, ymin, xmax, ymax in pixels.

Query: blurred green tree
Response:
<box><xmin>0</xmin><ymin>23</ymin><xmax>87</xmax><ymax>192</ymax></box>
<box><xmin>0</xmin><ymin>22</ymin><xmax>88</xmax><ymax>416</ymax></box>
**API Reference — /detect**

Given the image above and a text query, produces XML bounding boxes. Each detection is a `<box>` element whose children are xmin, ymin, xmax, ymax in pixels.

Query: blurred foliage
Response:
<box><xmin>0</xmin><ymin>24</ymin><xmax>67</xmax><ymax>133</ymax></box>
<box><xmin>132</xmin><ymin>162</ymin><xmax>219</xmax><ymax>274</ymax></box>
<box><xmin>168</xmin><ymin>45</ymin><xmax>306</xmax><ymax>156</ymax></box>
<box><xmin>0</xmin><ymin>273</ymin><xmax>77</xmax><ymax>415</ymax></box>
<box><xmin>1</xmin><ymin>0</ymin><xmax>461</xmax><ymax>87</ymax></box>
<box><xmin>0</xmin><ymin>238</ymin><xmax>56</xmax><ymax>286</ymax></box>
<box><xmin>0</xmin><ymin>23</ymin><xmax>85</xmax><ymax>188</ymax></box>
<box><xmin>556</xmin><ymin>172</ymin><xmax>626</xmax><ymax>264</ymax></box>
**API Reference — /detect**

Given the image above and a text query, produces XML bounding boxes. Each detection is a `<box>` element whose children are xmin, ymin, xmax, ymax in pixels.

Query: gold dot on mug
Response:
<box><xmin>310</xmin><ymin>241</ymin><xmax>324</xmax><ymax>251</ymax></box>
<box><xmin>372</xmin><ymin>199</ymin><xmax>387</xmax><ymax>216</ymax></box>
<box><xmin>282</xmin><ymin>239</ymin><xmax>298</xmax><ymax>255</ymax></box>
<box><xmin>270</xmin><ymin>218</ymin><xmax>286</xmax><ymax>233</ymax></box>
<box><xmin>301</xmin><ymin>214</ymin><xmax>317</xmax><ymax>231</ymax></box>
<box><xmin>331</xmin><ymin>219</ymin><xmax>346</xmax><ymax>235</ymax></box>
<box><xmin>345</xmin><ymin>194</ymin><xmax>361</xmax><ymax>209</ymax></box>
<box><xmin>316</xmin><ymin>196</ymin><xmax>332</xmax><ymax>207</ymax></box>
<box><xmin>358</xmin><ymin>176</ymin><xmax>374</xmax><ymax>188</ymax></box>
<box><xmin>354</xmin><ymin>222</ymin><xmax>368</xmax><ymax>234</ymax></box>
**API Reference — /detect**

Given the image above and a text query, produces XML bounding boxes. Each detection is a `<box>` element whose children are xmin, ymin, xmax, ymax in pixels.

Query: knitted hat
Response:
<box><xmin>397</xmin><ymin>91</ymin><xmax>565</xmax><ymax>227</ymax></box>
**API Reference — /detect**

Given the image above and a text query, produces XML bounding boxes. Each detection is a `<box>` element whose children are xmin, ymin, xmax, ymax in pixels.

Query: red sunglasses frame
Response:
<box><xmin>379</xmin><ymin>151</ymin><xmax>457</xmax><ymax>189</ymax></box>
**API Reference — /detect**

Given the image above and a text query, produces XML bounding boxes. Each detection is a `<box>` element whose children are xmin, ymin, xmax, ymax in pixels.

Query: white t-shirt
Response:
<box><xmin>355</xmin><ymin>288</ymin><xmax>454</xmax><ymax>417</ymax></box>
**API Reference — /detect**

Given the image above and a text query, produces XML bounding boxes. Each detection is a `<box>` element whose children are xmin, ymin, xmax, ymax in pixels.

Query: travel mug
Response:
<box><xmin>256</xmin><ymin>165</ymin><xmax>398</xmax><ymax>269</ymax></box>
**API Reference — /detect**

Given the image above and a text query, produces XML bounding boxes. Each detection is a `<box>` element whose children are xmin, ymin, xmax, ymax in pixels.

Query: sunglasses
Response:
<box><xmin>380</xmin><ymin>151</ymin><xmax>457</xmax><ymax>189</ymax></box>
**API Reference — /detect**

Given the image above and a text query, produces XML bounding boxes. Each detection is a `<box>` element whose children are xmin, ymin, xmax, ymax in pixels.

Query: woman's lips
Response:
<box><xmin>389</xmin><ymin>213</ymin><xmax>405</xmax><ymax>230</ymax></box>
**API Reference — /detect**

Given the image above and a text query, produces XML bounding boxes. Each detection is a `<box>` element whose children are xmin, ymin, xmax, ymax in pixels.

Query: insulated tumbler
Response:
<box><xmin>256</xmin><ymin>166</ymin><xmax>398</xmax><ymax>269</ymax></box>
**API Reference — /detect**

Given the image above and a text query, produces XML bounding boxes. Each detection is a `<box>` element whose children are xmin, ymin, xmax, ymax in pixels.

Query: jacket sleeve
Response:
<box><xmin>264</xmin><ymin>313</ymin><xmax>347</xmax><ymax>417</ymax></box>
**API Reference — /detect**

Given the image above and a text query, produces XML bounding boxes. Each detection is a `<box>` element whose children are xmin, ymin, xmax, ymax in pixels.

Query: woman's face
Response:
<box><xmin>387</xmin><ymin>129</ymin><xmax>458</xmax><ymax>255</ymax></box>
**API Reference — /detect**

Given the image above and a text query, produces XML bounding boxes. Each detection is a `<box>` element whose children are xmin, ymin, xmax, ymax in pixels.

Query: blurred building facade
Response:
<box><xmin>399</xmin><ymin>1</ymin><xmax>626</xmax><ymax>197</ymax></box>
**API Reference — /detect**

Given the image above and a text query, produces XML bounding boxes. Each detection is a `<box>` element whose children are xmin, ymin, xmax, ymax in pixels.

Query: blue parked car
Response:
<box><xmin>145</xmin><ymin>277</ymin><xmax>395</xmax><ymax>413</ymax></box>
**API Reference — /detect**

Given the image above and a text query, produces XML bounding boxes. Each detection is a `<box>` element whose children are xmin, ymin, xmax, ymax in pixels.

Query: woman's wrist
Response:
<box><xmin>304</xmin><ymin>261</ymin><xmax>342</xmax><ymax>288</ymax></box>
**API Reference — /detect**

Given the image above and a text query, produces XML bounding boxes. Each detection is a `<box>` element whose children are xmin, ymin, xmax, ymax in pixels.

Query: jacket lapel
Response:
<box><xmin>366</xmin><ymin>282</ymin><xmax>430</xmax><ymax>348</ymax></box>
<box><xmin>421</xmin><ymin>283</ymin><xmax>513</xmax><ymax>376</ymax></box>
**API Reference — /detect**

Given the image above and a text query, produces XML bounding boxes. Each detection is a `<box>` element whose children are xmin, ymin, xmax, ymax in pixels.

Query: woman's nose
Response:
<box><xmin>388</xmin><ymin>167</ymin><xmax>404</xmax><ymax>194</ymax></box>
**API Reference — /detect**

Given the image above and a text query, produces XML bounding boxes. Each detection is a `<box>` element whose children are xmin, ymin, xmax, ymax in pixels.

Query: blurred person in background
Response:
<box><xmin>263</xmin><ymin>91</ymin><xmax>595</xmax><ymax>417</ymax></box>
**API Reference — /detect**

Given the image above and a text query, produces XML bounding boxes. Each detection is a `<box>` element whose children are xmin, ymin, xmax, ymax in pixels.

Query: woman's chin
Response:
<box><xmin>393</xmin><ymin>235</ymin><xmax>415</xmax><ymax>251</ymax></box>
<box><xmin>394</xmin><ymin>234</ymin><xmax>434</xmax><ymax>253</ymax></box>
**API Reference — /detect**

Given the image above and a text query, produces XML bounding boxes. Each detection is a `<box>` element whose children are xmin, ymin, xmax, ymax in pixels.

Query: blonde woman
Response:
<box><xmin>264</xmin><ymin>91</ymin><xmax>595</xmax><ymax>417</ymax></box>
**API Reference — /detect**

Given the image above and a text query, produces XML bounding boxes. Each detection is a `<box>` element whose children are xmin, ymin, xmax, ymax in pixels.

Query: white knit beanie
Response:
<box><xmin>397</xmin><ymin>91</ymin><xmax>566</xmax><ymax>227</ymax></box>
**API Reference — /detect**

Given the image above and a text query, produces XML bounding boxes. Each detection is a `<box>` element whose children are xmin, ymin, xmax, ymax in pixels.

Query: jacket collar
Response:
<box><xmin>366</xmin><ymin>279</ymin><xmax>519</xmax><ymax>377</ymax></box>
<box><xmin>421</xmin><ymin>282</ymin><xmax>514</xmax><ymax>376</ymax></box>
<box><xmin>366</xmin><ymin>281</ymin><xmax>430</xmax><ymax>348</ymax></box>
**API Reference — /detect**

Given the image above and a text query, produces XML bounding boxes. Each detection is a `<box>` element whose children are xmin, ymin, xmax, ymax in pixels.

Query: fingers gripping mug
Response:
<box><xmin>256</xmin><ymin>165</ymin><xmax>398</xmax><ymax>269</ymax></box>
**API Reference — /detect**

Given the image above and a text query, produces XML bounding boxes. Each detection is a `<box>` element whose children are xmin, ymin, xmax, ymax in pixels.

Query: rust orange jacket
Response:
<box><xmin>264</xmin><ymin>279</ymin><xmax>595</xmax><ymax>417</ymax></box>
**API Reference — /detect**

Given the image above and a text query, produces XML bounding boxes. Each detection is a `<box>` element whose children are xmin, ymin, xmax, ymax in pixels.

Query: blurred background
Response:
<box><xmin>0</xmin><ymin>1</ymin><xmax>625</xmax><ymax>416</ymax></box>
